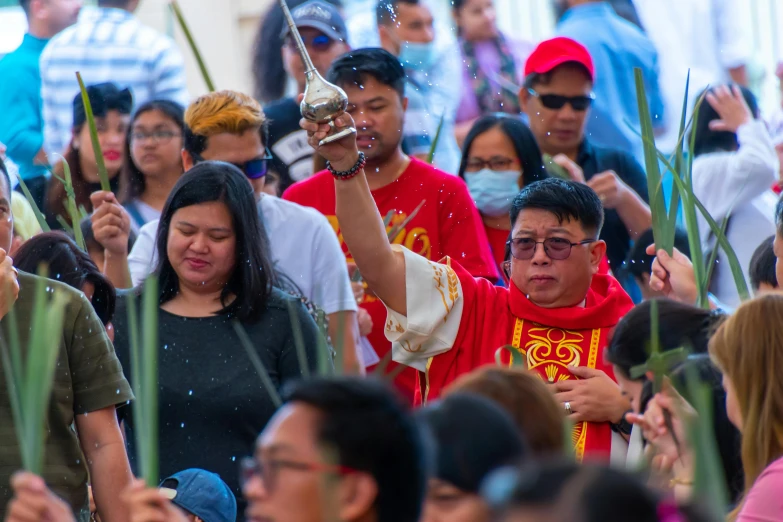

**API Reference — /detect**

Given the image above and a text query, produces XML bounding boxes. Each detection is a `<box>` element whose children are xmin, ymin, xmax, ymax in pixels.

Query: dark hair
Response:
<box><xmin>625</xmin><ymin>227</ymin><xmax>691</xmax><ymax>280</ymax></box>
<box><xmin>691</xmin><ymin>85</ymin><xmax>760</xmax><ymax>157</ymax></box>
<box><xmin>327</xmin><ymin>48</ymin><xmax>406</xmax><ymax>100</ymax></box>
<box><xmin>283</xmin><ymin>377</ymin><xmax>427</xmax><ymax>522</ymax></box>
<box><xmin>155</xmin><ymin>161</ymin><xmax>274</xmax><ymax>322</ymax></box>
<box><xmin>510</xmin><ymin>178</ymin><xmax>604</xmax><ymax>236</ymax></box>
<box><xmin>605</xmin><ymin>298</ymin><xmax>725</xmax><ymax>380</ymax></box>
<box><xmin>458</xmin><ymin>114</ymin><xmax>548</xmax><ymax>187</ymax></box>
<box><xmin>749</xmin><ymin>235</ymin><xmax>777</xmax><ymax>291</ymax></box>
<box><xmin>445</xmin><ymin>367</ymin><xmax>563</xmax><ymax>456</ymax></box>
<box><xmin>13</xmin><ymin>231</ymin><xmax>116</xmax><ymax>325</ymax></box>
<box><xmin>482</xmin><ymin>462</ymin><xmax>712</xmax><ymax>522</ymax></box>
<box><xmin>17</xmin><ymin>0</ymin><xmax>31</xmax><ymax>14</ymax></box>
<box><xmin>119</xmin><ymin>99</ymin><xmax>185</xmax><ymax>204</ymax></box>
<box><xmin>251</xmin><ymin>0</ymin><xmax>343</xmax><ymax>102</ymax></box>
<box><xmin>417</xmin><ymin>392</ymin><xmax>528</xmax><ymax>494</ymax></box>
<box><xmin>97</xmin><ymin>0</ymin><xmax>132</xmax><ymax>7</ymax></box>
<box><xmin>523</xmin><ymin>62</ymin><xmax>593</xmax><ymax>90</ymax></box>
<box><xmin>376</xmin><ymin>0</ymin><xmax>419</xmax><ymax>26</ymax></box>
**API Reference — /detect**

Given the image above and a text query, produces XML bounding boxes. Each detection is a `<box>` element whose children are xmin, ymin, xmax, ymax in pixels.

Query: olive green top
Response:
<box><xmin>0</xmin><ymin>272</ymin><xmax>134</xmax><ymax>520</ymax></box>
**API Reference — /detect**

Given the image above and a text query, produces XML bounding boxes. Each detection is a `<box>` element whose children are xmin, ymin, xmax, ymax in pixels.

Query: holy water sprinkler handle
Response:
<box><xmin>278</xmin><ymin>0</ymin><xmax>357</xmax><ymax>146</ymax></box>
<box><xmin>279</xmin><ymin>0</ymin><xmax>316</xmax><ymax>76</ymax></box>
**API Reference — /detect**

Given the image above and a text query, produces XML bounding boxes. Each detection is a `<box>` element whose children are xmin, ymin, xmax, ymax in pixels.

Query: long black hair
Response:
<box><xmin>119</xmin><ymin>99</ymin><xmax>185</xmax><ymax>204</ymax></box>
<box><xmin>691</xmin><ymin>85</ymin><xmax>760</xmax><ymax>157</ymax></box>
<box><xmin>14</xmin><ymin>231</ymin><xmax>116</xmax><ymax>326</ymax></box>
<box><xmin>155</xmin><ymin>161</ymin><xmax>274</xmax><ymax>322</ymax></box>
<box><xmin>458</xmin><ymin>114</ymin><xmax>548</xmax><ymax>188</ymax></box>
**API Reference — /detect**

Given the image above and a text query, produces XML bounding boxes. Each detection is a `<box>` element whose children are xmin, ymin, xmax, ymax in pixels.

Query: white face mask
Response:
<box><xmin>464</xmin><ymin>168</ymin><xmax>522</xmax><ymax>217</ymax></box>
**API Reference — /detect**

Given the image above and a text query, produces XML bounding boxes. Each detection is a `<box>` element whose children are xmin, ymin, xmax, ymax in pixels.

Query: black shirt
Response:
<box><xmin>113</xmin><ymin>287</ymin><xmax>321</xmax><ymax>514</ymax></box>
<box><xmin>265</xmin><ymin>97</ymin><xmax>315</xmax><ymax>195</ymax></box>
<box><xmin>576</xmin><ymin>139</ymin><xmax>649</xmax><ymax>272</ymax></box>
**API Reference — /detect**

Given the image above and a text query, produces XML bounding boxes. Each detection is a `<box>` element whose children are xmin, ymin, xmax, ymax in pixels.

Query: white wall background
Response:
<box><xmin>0</xmin><ymin>0</ymin><xmax>781</xmax><ymax>114</ymax></box>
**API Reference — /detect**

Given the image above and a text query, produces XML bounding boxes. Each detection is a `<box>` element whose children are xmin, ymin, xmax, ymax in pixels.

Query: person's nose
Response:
<box><xmin>556</xmin><ymin>103</ymin><xmax>579</xmax><ymax>122</ymax></box>
<box><xmin>530</xmin><ymin>242</ymin><xmax>551</xmax><ymax>266</ymax></box>
<box><xmin>243</xmin><ymin>474</ymin><xmax>269</xmax><ymax>503</ymax></box>
<box><xmin>188</xmin><ymin>234</ymin><xmax>209</xmax><ymax>254</ymax></box>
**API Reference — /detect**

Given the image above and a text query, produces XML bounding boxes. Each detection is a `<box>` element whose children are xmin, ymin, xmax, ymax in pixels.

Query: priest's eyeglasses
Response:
<box><xmin>506</xmin><ymin>237</ymin><xmax>595</xmax><ymax>261</ymax></box>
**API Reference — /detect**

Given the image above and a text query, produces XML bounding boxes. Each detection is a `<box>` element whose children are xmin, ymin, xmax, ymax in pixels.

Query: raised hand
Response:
<box><xmin>298</xmin><ymin>95</ymin><xmax>359</xmax><ymax>172</ymax></box>
<box><xmin>551</xmin><ymin>366</ymin><xmax>630</xmax><ymax>424</ymax></box>
<box><xmin>645</xmin><ymin>245</ymin><xmax>697</xmax><ymax>305</ymax></box>
<box><xmin>705</xmin><ymin>85</ymin><xmax>753</xmax><ymax>133</ymax></box>
<box><xmin>5</xmin><ymin>472</ymin><xmax>76</xmax><ymax>522</ymax></box>
<box><xmin>122</xmin><ymin>479</ymin><xmax>189</xmax><ymax>522</ymax></box>
<box><xmin>0</xmin><ymin>248</ymin><xmax>19</xmax><ymax>320</ymax></box>
<box><xmin>90</xmin><ymin>191</ymin><xmax>131</xmax><ymax>256</ymax></box>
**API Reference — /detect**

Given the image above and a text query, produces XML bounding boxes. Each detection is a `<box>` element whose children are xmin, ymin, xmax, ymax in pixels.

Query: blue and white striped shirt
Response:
<box><xmin>40</xmin><ymin>7</ymin><xmax>190</xmax><ymax>158</ymax></box>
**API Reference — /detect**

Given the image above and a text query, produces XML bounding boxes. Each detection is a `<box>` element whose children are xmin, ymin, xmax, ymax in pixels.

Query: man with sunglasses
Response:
<box><xmin>264</xmin><ymin>0</ymin><xmax>351</xmax><ymax>195</ymax></box>
<box><xmin>301</xmin><ymin>97</ymin><xmax>635</xmax><ymax>460</ymax></box>
<box><xmin>520</xmin><ymin>37</ymin><xmax>652</xmax><ymax>282</ymax></box>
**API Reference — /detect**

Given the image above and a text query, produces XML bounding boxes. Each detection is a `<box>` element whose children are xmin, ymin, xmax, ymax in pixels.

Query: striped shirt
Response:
<box><xmin>40</xmin><ymin>7</ymin><xmax>189</xmax><ymax>158</ymax></box>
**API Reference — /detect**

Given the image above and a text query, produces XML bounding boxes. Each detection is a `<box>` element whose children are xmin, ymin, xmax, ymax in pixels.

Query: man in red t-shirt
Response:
<box><xmin>284</xmin><ymin>48</ymin><xmax>497</xmax><ymax>399</ymax></box>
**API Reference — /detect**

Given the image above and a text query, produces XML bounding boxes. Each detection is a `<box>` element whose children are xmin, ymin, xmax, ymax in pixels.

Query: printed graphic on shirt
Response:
<box><xmin>271</xmin><ymin>130</ymin><xmax>315</xmax><ymax>182</ymax></box>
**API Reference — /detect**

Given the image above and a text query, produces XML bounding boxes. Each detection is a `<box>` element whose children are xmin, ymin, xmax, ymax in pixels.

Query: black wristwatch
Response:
<box><xmin>611</xmin><ymin>412</ymin><xmax>633</xmax><ymax>436</ymax></box>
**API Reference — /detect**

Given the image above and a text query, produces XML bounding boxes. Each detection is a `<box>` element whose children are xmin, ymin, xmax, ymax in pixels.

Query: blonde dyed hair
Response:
<box><xmin>709</xmin><ymin>293</ymin><xmax>783</xmax><ymax>519</ymax></box>
<box><xmin>185</xmin><ymin>90</ymin><xmax>266</xmax><ymax>139</ymax></box>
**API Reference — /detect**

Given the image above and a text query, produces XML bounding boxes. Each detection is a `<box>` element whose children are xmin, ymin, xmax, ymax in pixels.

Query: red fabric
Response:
<box><xmin>283</xmin><ymin>159</ymin><xmax>498</xmax><ymax>401</ymax></box>
<box><xmin>524</xmin><ymin>37</ymin><xmax>595</xmax><ymax>80</ymax></box>
<box><xmin>484</xmin><ymin>224</ymin><xmax>610</xmax><ymax>277</ymax></box>
<box><xmin>418</xmin><ymin>260</ymin><xmax>633</xmax><ymax>460</ymax></box>
<box><xmin>773</xmin><ymin>182</ymin><xmax>782</xmax><ymax>195</ymax></box>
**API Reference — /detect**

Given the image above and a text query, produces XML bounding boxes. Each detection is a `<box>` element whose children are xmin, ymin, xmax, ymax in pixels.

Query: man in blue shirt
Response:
<box><xmin>0</xmin><ymin>0</ymin><xmax>81</xmax><ymax>210</ymax></box>
<box><xmin>555</xmin><ymin>0</ymin><xmax>664</xmax><ymax>164</ymax></box>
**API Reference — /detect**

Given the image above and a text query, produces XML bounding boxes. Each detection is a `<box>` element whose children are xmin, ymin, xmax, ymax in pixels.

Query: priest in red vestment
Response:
<box><xmin>299</xmin><ymin>107</ymin><xmax>634</xmax><ymax>463</ymax></box>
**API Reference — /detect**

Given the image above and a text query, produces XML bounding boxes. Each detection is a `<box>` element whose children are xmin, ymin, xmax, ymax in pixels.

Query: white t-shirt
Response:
<box><xmin>632</xmin><ymin>0</ymin><xmax>752</xmax><ymax>152</ymax></box>
<box><xmin>127</xmin><ymin>194</ymin><xmax>357</xmax><ymax>316</ymax></box>
<box><xmin>692</xmin><ymin>120</ymin><xmax>779</xmax><ymax>306</ymax></box>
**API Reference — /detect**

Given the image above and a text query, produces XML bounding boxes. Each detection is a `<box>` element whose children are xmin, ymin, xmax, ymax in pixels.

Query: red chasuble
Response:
<box><xmin>416</xmin><ymin>257</ymin><xmax>633</xmax><ymax>461</ymax></box>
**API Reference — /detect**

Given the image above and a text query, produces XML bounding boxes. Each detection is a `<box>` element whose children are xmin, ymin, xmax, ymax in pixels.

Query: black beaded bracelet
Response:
<box><xmin>327</xmin><ymin>152</ymin><xmax>366</xmax><ymax>180</ymax></box>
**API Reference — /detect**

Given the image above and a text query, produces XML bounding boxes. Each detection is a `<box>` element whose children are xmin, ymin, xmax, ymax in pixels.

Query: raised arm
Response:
<box><xmin>301</xmin><ymin>113</ymin><xmax>407</xmax><ymax>315</ymax></box>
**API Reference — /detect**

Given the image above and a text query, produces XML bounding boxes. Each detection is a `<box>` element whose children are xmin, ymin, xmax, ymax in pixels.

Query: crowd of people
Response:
<box><xmin>1</xmin><ymin>0</ymin><xmax>783</xmax><ymax>521</ymax></box>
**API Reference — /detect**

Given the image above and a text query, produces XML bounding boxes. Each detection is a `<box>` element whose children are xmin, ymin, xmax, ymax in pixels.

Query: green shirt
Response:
<box><xmin>0</xmin><ymin>272</ymin><xmax>134</xmax><ymax>519</ymax></box>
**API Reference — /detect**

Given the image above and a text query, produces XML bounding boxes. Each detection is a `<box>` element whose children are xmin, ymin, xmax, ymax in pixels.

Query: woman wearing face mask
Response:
<box><xmin>45</xmin><ymin>83</ymin><xmax>131</xmax><ymax>229</ymax></box>
<box><xmin>458</xmin><ymin>114</ymin><xmax>547</xmax><ymax>275</ymax></box>
<box><xmin>452</xmin><ymin>0</ymin><xmax>534</xmax><ymax>146</ymax></box>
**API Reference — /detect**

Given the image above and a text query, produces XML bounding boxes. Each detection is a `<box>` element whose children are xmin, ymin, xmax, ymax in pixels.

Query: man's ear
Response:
<box><xmin>337</xmin><ymin>473</ymin><xmax>378</xmax><ymax>522</ymax></box>
<box><xmin>519</xmin><ymin>86</ymin><xmax>530</xmax><ymax>112</ymax></box>
<box><xmin>589</xmin><ymin>240</ymin><xmax>607</xmax><ymax>274</ymax></box>
<box><xmin>182</xmin><ymin>149</ymin><xmax>194</xmax><ymax>172</ymax></box>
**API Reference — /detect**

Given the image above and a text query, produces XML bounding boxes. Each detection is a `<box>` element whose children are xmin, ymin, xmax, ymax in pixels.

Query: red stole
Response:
<box><xmin>419</xmin><ymin>258</ymin><xmax>633</xmax><ymax>461</ymax></box>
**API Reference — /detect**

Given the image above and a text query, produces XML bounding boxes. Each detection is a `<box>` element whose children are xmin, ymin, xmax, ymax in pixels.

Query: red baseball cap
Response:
<box><xmin>524</xmin><ymin>37</ymin><xmax>594</xmax><ymax>81</ymax></box>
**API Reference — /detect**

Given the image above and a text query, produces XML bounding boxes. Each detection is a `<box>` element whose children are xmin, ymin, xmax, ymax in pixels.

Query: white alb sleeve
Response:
<box><xmin>384</xmin><ymin>246</ymin><xmax>464</xmax><ymax>372</ymax></box>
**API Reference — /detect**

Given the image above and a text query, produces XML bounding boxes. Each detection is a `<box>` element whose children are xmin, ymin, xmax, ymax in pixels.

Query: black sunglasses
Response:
<box><xmin>192</xmin><ymin>149</ymin><xmax>273</xmax><ymax>180</ymax></box>
<box><xmin>506</xmin><ymin>237</ymin><xmax>595</xmax><ymax>261</ymax></box>
<box><xmin>527</xmin><ymin>88</ymin><xmax>595</xmax><ymax>111</ymax></box>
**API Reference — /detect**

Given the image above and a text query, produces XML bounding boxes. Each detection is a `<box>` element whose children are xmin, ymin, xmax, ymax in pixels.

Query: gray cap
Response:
<box><xmin>281</xmin><ymin>0</ymin><xmax>349</xmax><ymax>43</ymax></box>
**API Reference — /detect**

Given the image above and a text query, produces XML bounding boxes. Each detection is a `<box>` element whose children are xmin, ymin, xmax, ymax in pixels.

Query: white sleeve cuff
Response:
<box><xmin>383</xmin><ymin>246</ymin><xmax>464</xmax><ymax>372</ymax></box>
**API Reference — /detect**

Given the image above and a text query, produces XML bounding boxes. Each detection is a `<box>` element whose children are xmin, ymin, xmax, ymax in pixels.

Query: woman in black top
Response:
<box><xmin>112</xmin><ymin>161</ymin><xmax>321</xmax><ymax>505</ymax></box>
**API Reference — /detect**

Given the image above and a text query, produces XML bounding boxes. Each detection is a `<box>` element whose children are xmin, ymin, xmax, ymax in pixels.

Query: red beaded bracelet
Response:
<box><xmin>327</xmin><ymin>152</ymin><xmax>366</xmax><ymax>180</ymax></box>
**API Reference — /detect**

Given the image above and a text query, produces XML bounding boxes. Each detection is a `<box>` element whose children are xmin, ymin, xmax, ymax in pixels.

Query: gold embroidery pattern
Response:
<box><xmin>432</xmin><ymin>263</ymin><xmax>459</xmax><ymax>319</ymax></box>
<box><xmin>511</xmin><ymin>318</ymin><xmax>600</xmax><ymax>463</ymax></box>
<box><xmin>424</xmin><ymin>357</ymin><xmax>434</xmax><ymax>404</ymax></box>
<box><xmin>524</xmin><ymin>327</ymin><xmax>584</xmax><ymax>368</ymax></box>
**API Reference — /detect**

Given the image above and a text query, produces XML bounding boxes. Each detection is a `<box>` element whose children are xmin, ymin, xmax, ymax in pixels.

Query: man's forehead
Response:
<box><xmin>512</xmin><ymin>209</ymin><xmax>580</xmax><ymax>234</ymax></box>
<box><xmin>256</xmin><ymin>402</ymin><xmax>321</xmax><ymax>452</ymax></box>
<box><xmin>202</xmin><ymin>130</ymin><xmax>265</xmax><ymax>160</ymax></box>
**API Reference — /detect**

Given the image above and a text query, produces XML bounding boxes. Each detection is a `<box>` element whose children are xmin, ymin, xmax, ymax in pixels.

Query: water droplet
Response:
<box><xmin>180</xmin><ymin>423</ymin><xmax>185</xmax><ymax>428</ymax></box>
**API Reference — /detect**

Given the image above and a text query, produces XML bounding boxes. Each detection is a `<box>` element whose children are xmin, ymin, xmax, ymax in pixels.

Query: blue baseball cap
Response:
<box><xmin>159</xmin><ymin>469</ymin><xmax>237</xmax><ymax>522</ymax></box>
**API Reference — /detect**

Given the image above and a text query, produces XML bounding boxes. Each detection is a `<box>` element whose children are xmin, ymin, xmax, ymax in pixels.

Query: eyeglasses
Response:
<box><xmin>131</xmin><ymin>130</ymin><xmax>181</xmax><ymax>145</ymax></box>
<box><xmin>506</xmin><ymin>237</ymin><xmax>595</xmax><ymax>261</ymax></box>
<box><xmin>287</xmin><ymin>34</ymin><xmax>334</xmax><ymax>52</ymax></box>
<box><xmin>527</xmin><ymin>88</ymin><xmax>595</xmax><ymax>111</ymax></box>
<box><xmin>465</xmin><ymin>156</ymin><xmax>516</xmax><ymax>172</ymax></box>
<box><xmin>192</xmin><ymin>148</ymin><xmax>273</xmax><ymax>180</ymax></box>
<box><xmin>239</xmin><ymin>456</ymin><xmax>356</xmax><ymax>492</ymax></box>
